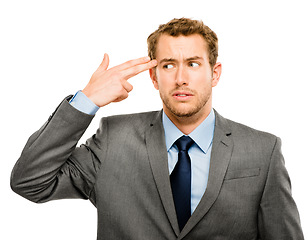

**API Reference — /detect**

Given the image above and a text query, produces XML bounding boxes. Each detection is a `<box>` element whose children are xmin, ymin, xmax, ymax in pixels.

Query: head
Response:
<box><xmin>147</xmin><ymin>18</ymin><xmax>222</xmax><ymax>128</ymax></box>
<box><xmin>147</xmin><ymin>17</ymin><xmax>218</xmax><ymax>70</ymax></box>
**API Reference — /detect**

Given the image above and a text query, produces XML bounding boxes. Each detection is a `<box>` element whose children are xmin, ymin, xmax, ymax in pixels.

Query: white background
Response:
<box><xmin>1</xmin><ymin>0</ymin><xmax>307</xmax><ymax>239</ymax></box>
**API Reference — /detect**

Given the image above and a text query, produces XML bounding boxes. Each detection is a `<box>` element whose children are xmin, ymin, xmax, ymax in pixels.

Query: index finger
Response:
<box><xmin>114</xmin><ymin>56</ymin><xmax>153</xmax><ymax>71</ymax></box>
<box><xmin>122</xmin><ymin>59</ymin><xmax>157</xmax><ymax>80</ymax></box>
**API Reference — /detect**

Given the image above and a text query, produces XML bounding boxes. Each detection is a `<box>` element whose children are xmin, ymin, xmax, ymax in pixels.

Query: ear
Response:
<box><xmin>212</xmin><ymin>62</ymin><xmax>222</xmax><ymax>87</ymax></box>
<box><xmin>149</xmin><ymin>68</ymin><xmax>159</xmax><ymax>90</ymax></box>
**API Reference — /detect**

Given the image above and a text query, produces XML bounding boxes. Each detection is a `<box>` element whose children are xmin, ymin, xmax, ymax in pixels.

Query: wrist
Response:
<box><xmin>70</xmin><ymin>91</ymin><xmax>99</xmax><ymax>115</ymax></box>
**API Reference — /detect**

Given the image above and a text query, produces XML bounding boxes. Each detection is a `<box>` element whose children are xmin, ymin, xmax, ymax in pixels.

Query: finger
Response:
<box><xmin>99</xmin><ymin>53</ymin><xmax>109</xmax><ymax>71</ymax></box>
<box><xmin>115</xmin><ymin>56</ymin><xmax>152</xmax><ymax>71</ymax></box>
<box><xmin>113</xmin><ymin>91</ymin><xmax>129</xmax><ymax>102</ymax></box>
<box><xmin>122</xmin><ymin>59</ymin><xmax>157</xmax><ymax>80</ymax></box>
<box><xmin>122</xmin><ymin>80</ymin><xmax>133</xmax><ymax>93</ymax></box>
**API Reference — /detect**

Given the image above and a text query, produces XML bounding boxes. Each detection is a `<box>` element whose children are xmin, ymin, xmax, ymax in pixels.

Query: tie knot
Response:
<box><xmin>174</xmin><ymin>135</ymin><xmax>194</xmax><ymax>152</ymax></box>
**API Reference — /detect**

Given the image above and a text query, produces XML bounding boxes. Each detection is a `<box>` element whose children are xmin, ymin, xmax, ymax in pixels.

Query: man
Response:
<box><xmin>11</xmin><ymin>18</ymin><xmax>304</xmax><ymax>239</ymax></box>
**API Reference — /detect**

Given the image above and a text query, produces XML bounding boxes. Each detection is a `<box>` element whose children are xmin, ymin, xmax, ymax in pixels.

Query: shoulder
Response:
<box><xmin>90</xmin><ymin>110</ymin><xmax>162</xmax><ymax>148</ymax></box>
<box><xmin>215</xmin><ymin>110</ymin><xmax>282</xmax><ymax>167</ymax></box>
<box><xmin>104</xmin><ymin>110</ymin><xmax>161</xmax><ymax>126</ymax></box>
<box><xmin>106</xmin><ymin>110</ymin><xmax>161</xmax><ymax>122</ymax></box>
<box><xmin>215</xmin><ymin>110</ymin><xmax>279</xmax><ymax>152</ymax></box>
<box><xmin>228</xmin><ymin>118</ymin><xmax>276</xmax><ymax>141</ymax></box>
<box><xmin>98</xmin><ymin>110</ymin><xmax>162</xmax><ymax>133</ymax></box>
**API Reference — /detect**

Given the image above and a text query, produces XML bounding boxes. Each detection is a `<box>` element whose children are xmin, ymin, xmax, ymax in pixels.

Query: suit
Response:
<box><xmin>11</xmin><ymin>96</ymin><xmax>304</xmax><ymax>239</ymax></box>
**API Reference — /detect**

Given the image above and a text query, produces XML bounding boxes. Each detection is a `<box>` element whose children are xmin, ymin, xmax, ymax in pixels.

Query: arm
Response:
<box><xmin>258</xmin><ymin>137</ymin><xmax>304</xmax><ymax>239</ymax></box>
<box><xmin>10</xmin><ymin>54</ymin><xmax>157</xmax><ymax>203</ymax></box>
<box><xmin>10</xmin><ymin>97</ymin><xmax>96</xmax><ymax>203</ymax></box>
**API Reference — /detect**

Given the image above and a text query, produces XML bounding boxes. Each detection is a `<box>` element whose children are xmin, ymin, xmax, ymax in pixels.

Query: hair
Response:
<box><xmin>147</xmin><ymin>18</ymin><xmax>218</xmax><ymax>69</ymax></box>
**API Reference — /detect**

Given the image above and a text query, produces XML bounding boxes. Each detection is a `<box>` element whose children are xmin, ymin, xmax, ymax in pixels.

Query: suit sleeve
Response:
<box><xmin>258</xmin><ymin>137</ymin><xmax>304</xmax><ymax>239</ymax></box>
<box><xmin>10</xmin><ymin>96</ymin><xmax>103</xmax><ymax>205</ymax></box>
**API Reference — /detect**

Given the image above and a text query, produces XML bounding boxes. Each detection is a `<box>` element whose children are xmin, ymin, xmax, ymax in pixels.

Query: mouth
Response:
<box><xmin>172</xmin><ymin>91</ymin><xmax>194</xmax><ymax>100</ymax></box>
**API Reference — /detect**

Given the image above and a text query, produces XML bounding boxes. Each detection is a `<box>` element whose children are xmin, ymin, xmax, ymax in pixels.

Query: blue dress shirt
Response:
<box><xmin>70</xmin><ymin>91</ymin><xmax>215</xmax><ymax>214</ymax></box>
<box><xmin>69</xmin><ymin>91</ymin><xmax>99</xmax><ymax>115</ymax></box>
<box><xmin>162</xmin><ymin>110</ymin><xmax>215</xmax><ymax>213</ymax></box>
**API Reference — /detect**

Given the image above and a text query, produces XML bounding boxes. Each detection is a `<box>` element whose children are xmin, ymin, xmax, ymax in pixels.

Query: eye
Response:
<box><xmin>189</xmin><ymin>62</ymin><xmax>200</xmax><ymax>67</ymax></box>
<box><xmin>163</xmin><ymin>64</ymin><xmax>174</xmax><ymax>69</ymax></box>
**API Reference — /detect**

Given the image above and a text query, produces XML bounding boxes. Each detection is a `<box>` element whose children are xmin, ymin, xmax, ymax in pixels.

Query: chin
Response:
<box><xmin>161</xmin><ymin>94</ymin><xmax>210</xmax><ymax>119</ymax></box>
<box><xmin>173</xmin><ymin>110</ymin><xmax>200</xmax><ymax>118</ymax></box>
<box><xmin>169</xmin><ymin>105</ymin><xmax>202</xmax><ymax>118</ymax></box>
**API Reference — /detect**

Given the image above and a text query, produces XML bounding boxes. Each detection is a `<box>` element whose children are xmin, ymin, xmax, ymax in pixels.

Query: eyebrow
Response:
<box><xmin>159</xmin><ymin>58</ymin><xmax>176</xmax><ymax>65</ymax></box>
<box><xmin>159</xmin><ymin>56</ymin><xmax>204</xmax><ymax>64</ymax></box>
<box><xmin>186</xmin><ymin>56</ymin><xmax>204</xmax><ymax>61</ymax></box>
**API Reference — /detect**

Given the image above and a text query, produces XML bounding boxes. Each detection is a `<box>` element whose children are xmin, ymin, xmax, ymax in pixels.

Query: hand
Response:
<box><xmin>82</xmin><ymin>54</ymin><xmax>157</xmax><ymax>107</ymax></box>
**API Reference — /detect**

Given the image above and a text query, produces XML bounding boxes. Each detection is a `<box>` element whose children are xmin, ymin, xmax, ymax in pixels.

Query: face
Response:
<box><xmin>150</xmin><ymin>34</ymin><xmax>221</xmax><ymax>122</ymax></box>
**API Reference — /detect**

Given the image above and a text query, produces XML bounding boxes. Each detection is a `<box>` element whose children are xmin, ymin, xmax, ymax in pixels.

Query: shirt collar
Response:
<box><xmin>162</xmin><ymin>109</ymin><xmax>215</xmax><ymax>153</ymax></box>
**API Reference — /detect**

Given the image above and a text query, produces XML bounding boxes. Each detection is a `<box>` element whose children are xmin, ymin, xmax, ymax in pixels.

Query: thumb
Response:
<box><xmin>99</xmin><ymin>53</ymin><xmax>109</xmax><ymax>71</ymax></box>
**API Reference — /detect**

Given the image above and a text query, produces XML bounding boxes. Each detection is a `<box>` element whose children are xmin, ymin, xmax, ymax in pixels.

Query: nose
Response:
<box><xmin>175</xmin><ymin>65</ymin><xmax>188</xmax><ymax>86</ymax></box>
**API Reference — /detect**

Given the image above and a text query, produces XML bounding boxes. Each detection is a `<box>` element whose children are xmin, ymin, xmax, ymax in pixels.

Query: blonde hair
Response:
<box><xmin>147</xmin><ymin>18</ymin><xmax>218</xmax><ymax>68</ymax></box>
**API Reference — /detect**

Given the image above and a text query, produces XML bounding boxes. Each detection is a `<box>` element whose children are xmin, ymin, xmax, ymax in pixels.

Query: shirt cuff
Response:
<box><xmin>69</xmin><ymin>91</ymin><xmax>99</xmax><ymax>115</ymax></box>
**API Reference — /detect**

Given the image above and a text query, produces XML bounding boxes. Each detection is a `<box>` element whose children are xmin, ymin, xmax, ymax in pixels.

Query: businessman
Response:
<box><xmin>11</xmin><ymin>18</ymin><xmax>304</xmax><ymax>239</ymax></box>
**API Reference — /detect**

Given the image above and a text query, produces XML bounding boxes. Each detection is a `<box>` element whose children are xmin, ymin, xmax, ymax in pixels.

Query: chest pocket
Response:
<box><xmin>224</xmin><ymin>168</ymin><xmax>260</xmax><ymax>181</ymax></box>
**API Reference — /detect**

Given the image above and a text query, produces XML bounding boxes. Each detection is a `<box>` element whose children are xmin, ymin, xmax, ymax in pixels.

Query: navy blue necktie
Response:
<box><xmin>170</xmin><ymin>135</ymin><xmax>194</xmax><ymax>231</ymax></box>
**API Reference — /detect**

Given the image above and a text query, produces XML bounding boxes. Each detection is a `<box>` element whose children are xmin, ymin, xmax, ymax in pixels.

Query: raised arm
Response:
<box><xmin>10</xmin><ymin>54</ymin><xmax>157</xmax><ymax>204</ymax></box>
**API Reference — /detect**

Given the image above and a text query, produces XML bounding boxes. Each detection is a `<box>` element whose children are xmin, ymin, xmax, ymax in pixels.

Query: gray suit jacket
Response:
<box><xmin>11</xmin><ymin>96</ymin><xmax>304</xmax><ymax>239</ymax></box>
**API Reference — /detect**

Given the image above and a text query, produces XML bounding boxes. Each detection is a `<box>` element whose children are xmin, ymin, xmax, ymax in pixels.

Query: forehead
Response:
<box><xmin>156</xmin><ymin>34</ymin><xmax>208</xmax><ymax>59</ymax></box>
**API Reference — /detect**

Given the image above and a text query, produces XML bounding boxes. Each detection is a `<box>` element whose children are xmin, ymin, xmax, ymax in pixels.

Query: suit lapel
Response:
<box><xmin>145</xmin><ymin>110</ymin><xmax>233</xmax><ymax>238</ymax></box>
<box><xmin>179</xmin><ymin>110</ymin><xmax>234</xmax><ymax>238</ymax></box>
<box><xmin>145</xmin><ymin>111</ymin><xmax>180</xmax><ymax>236</ymax></box>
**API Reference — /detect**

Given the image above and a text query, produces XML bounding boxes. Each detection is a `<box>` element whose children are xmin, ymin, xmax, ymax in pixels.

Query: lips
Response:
<box><xmin>172</xmin><ymin>91</ymin><xmax>194</xmax><ymax>100</ymax></box>
<box><xmin>173</xmin><ymin>91</ymin><xmax>193</xmax><ymax>97</ymax></box>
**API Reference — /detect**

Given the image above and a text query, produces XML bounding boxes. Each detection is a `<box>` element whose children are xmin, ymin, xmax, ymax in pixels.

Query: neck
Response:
<box><xmin>164</xmin><ymin>106</ymin><xmax>212</xmax><ymax>135</ymax></box>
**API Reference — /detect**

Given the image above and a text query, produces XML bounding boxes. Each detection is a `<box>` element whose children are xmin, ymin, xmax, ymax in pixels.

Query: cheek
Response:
<box><xmin>155</xmin><ymin>71</ymin><xmax>173</xmax><ymax>90</ymax></box>
<box><xmin>191</xmin><ymin>74</ymin><xmax>212</xmax><ymax>88</ymax></box>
